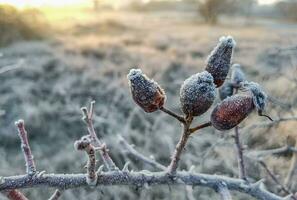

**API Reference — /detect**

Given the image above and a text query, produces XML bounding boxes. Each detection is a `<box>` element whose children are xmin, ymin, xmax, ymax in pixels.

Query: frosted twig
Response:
<box><xmin>189</xmin><ymin>121</ymin><xmax>212</xmax><ymax>134</ymax></box>
<box><xmin>0</xmin><ymin>60</ymin><xmax>24</xmax><ymax>75</ymax></box>
<box><xmin>0</xmin><ymin>171</ymin><xmax>285</xmax><ymax>200</ymax></box>
<box><xmin>160</xmin><ymin>107</ymin><xmax>185</xmax><ymax>123</ymax></box>
<box><xmin>81</xmin><ymin>101</ymin><xmax>118</xmax><ymax>171</ymax></box>
<box><xmin>258</xmin><ymin>161</ymin><xmax>296</xmax><ymax>199</ymax></box>
<box><xmin>242</xmin><ymin>117</ymin><xmax>297</xmax><ymax>133</ymax></box>
<box><xmin>285</xmin><ymin>145</ymin><xmax>297</xmax><ymax>192</ymax></box>
<box><xmin>234</xmin><ymin>126</ymin><xmax>247</xmax><ymax>182</ymax></box>
<box><xmin>3</xmin><ymin>190</ymin><xmax>28</xmax><ymax>200</ymax></box>
<box><xmin>167</xmin><ymin>117</ymin><xmax>192</xmax><ymax>174</ymax></box>
<box><xmin>247</xmin><ymin>146</ymin><xmax>297</xmax><ymax>159</ymax></box>
<box><xmin>217</xmin><ymin>183</ymin><xmax>232</xmax><ymax>200</ymax></box>
<box><xmin>74</xmin><ymin>136</ymin><xmax>98</xmax><ymax>186</ymax></box>
<box><xmin>118</xmin><ymin>135</ymin><xmax>166</xmax><ymax>170</ymax></box>
<box><xmin>48</xmin><ymin>189</ymin><xmax>62</xmax><ymax>200</ymax></box>
<box><xmin>15</xmin><ymin>120</ymin><xmax>37</xmax><ymax>175</ymax></box>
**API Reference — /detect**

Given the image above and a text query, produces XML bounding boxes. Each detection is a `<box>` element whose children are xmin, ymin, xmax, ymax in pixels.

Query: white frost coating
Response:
<box><xmin>219</xmin><ymin>35</ymin><xmax>236</xmax><ymax>47</ymax></box>
<box><xmin>180</xmin><ymin>71</ymin><xmax>216</xmax><ymax>116</ymax></box>
<box><xmin>244</xmin><ymin>82</ymin><xmax>267</xmax><ymax>112</ymax></box>
<box><xmin>205</xmin><ymin>36</ymin><xmax>236</xmax><ymax>86</ymax></box>
<box><xmin>231</xmin><ymin>64</ymin><xmax>245</xmax><ymax>85</ymax></box>
<box><xmin>127</xmin><ymin>68</ymin><xmax>165</xmax><ymax>112</ymax></box>
<box><xmin>127</xmin><ymin>68</ymin><xmax>143</xmax><ymax>80</ymax></box>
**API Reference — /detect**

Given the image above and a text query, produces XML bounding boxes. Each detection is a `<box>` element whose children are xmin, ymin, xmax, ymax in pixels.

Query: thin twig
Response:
<box><xmin>167</xmin><ymin>117</ymin><xmax>192</xmax><ymax>174</ymax></box>
<box><xmin>0</xmin><ymin>60</ymin><xmax>24</xmax><ymax>75</ymax></box>
<box><xmin>217</xmin><ymin>183</ymin><xmax>232</xmax><ymax>200</ymax></box>
<box><xmin>285</xmin><ymin>145</ymin><xmax>297</xmax><ymax>191</ymax></box>
<box><xmin>258</xmin><ymin>161</ymin><xmax>297</xmax><ymax>200</ymax></box>
<box><xmin>15</xmin><ymin>120</ymin><xmax>37</xmax><ymax>175</ymax></box>
<box><xmin>234</xmin><ymin>126</ymin><xmax>248</xmax><ymax>182</ymax></box>
<box><xmin>242</xmin><ymin>117</ymin><xmax>297</xmax><ymax>133</ymax></box>
<box><xmin>48</xmin><ymin>189</ymin><xmax>62</xmax><ymax>200</ymax></box>
<box><xmin>3</xmin><ymin>190</ymin><xmax>29</xmax><ymax>200</ymax></box>
<box><xmin>0</xmin><ymin>171</ymin><xmax>285</xmax><ymax>200</ymax></box>
<box><xmin>74</xmin><ymin>136</ymin><xmax>98</xmax><ymax>186</ymax></box>
<box><xmin>160</xmin><ymin>107</ymin><xmax>185</xmax><ymax>123</ymax></box>
<box><xmin>247</xmin><ymin>146</ymin><xmax>297</xmax><ymax>159</ymax></box>
<box><xmin>189</xmin><ymin>121</ymin><xmax>212</xmax><ymax>134</ymax></box>
<box><xmin>81</xmin><ymin>101</ymin><xmax>118</xmax><ymax>171</ymax></box>
<box><xmin>118</xmin><ymin>135</ymin><xmax>166</xmax><ymax>170</ymax></box>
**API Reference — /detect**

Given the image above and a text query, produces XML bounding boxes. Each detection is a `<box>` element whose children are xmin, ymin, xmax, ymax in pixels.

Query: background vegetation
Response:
<box><xmin>0</xmin><ymin>0</ymin><xmax>296</xmax><ymax>199</ymax></box>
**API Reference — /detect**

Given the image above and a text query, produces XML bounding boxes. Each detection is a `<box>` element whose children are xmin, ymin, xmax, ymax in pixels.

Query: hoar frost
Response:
<box><xmin>127</xmin><ymin>69</ymin><xmax>166</xmax><ymax>113</ymax></box>
<box><xmin>206</xmin><ymin>36</ymin><xmax>236</xmax><ymax>87</ymax></box>
<box><xmin>180</xmin><ymin>71</ymin><xmax>216</xmax><ymax>116</ymax></box>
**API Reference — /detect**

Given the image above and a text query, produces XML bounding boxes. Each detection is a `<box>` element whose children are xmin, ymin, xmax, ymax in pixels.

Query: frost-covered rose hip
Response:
<box><xmin>211</xmin><ymin>95</ymin><xmax>254</xmax><ymax>130</ymax></box>
<box><xmin>127</xmin><ymin>68</ymin><xmax>166</xmax><ymax>113</ymax></box>
<box><xmin>211</xmin><ymin>81</ymin><xmax>272</xmax><ymax>130</ymax></box>
<box><xmin>180</xmin><ymin>71</ymin><xmax>216</xmax><ymax>117</ymax></box>
<box><xmin>205</xmin><ymin>36</ymin><xmax>236</xmax><ymax>87</ymax></box>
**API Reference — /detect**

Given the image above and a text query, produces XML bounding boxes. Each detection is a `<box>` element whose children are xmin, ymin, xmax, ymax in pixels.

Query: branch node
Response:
<box><xmin>74</xmin><ymin>135</ymin><xmax>98</xmax><ymax>186</ymax></box>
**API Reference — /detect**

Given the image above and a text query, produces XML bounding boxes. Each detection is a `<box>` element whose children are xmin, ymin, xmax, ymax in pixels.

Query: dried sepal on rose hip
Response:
<box><xmin>127</xmin><ymin>68</ymin><xmax>166</xmax><ymax>113</ymax></box>
<box><xmin>211</xmin><ymin>95</ymin><xmax>254</xmax><ymax>130</ymax></box>
<box><xmin>243</xmin><ymin>82</ymin><xmax>273</xmax><ymax>121</ymax></box>
<box><xmin>231</xmin><ymin>64</ymin><xmax>245</xmax><ymax>88</ymax></box>
<box><xmin>180</xmin><ymin>71</ymin><xmax>216</xmax><ymax>117</ymax></box>
<box><xmin>219</xmin><ymin>81</ymin><xmax>234</xmax><ymax>100</ymax></box>
<box><xmin>205</xmin><ymin>36</ymin><xmax>236</xmax><ymax>87</ymax></box>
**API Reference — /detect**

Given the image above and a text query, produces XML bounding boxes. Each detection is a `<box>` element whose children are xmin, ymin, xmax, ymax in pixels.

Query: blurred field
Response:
<box><xmin>0</xmin><ymin>5</ymin><xmax>297</xmax><ymax>200</ymax></box>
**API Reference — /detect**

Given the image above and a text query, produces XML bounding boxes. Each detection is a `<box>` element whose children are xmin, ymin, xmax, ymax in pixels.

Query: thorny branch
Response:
<box><xmin>74</xmin><ymin>136</ymin><xmax>98</xmax><ymax>186</ymax></box>
<box><xmin>233</xmin><ymin>126</ymin><xmax>248</xmax><ymax>181</ymax></box>
<box><xmin>217</xmin><ymin>183</ymin><xmax>232</xmax><ymax>200</ymax></box>
<box><xmin>258</xmin><ymin>161</ymin><xmax>296</xmax><ymax>199</ymax></box>
<box><xmin>0</xmin><ymin>171</ymin><xmax>287</xmax><ymax>200</ymax></box>
<box><xmin>81</xmin><ymin>101</ymin><xmax>118</xmax><ymax>171</ymax></box>
<box><xmin>167</xmin><ymin>116</ymin><xmax>193</xmax><ymax>174</ymax></box>
<box><xmin>118</xmin><ymin>135</ymin><xmax>166</xmax><ymax>170</ymax></box>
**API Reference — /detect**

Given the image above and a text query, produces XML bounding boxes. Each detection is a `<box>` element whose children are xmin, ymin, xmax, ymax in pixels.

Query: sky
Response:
<box><xmin>0</xmin><ymin>0</ymin><xmax>280</xmax><ymax>8</ymax></box>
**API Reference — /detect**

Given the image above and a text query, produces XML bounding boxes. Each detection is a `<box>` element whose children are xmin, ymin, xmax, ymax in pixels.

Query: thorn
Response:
<box><xmin>251</xmin><ymin>179</ymin><xmax>265</xmax><ymax>189</ymax></box>
<box><xmin>96</xmin><ymin>165</ymin><xmax>104</xmax><ymax>175</ymax></box>
<box><xmin>0</xmin><ymin>177</ymin><xmax>5</xmax><ymax>185</ymax></box>
<box><xmin>122</xmin><ymin>162</ymin><xmax>130</xmax><ymax>172</ymax></box>
<box><xmin>36</xmin><ymin>170</ymin><xmax>46</xmax><ymax>178</ymax></box>
<box><xmin>189</xmin><ymin>165</ymin><xmax>195</xmax><ymax>173</ymax></box>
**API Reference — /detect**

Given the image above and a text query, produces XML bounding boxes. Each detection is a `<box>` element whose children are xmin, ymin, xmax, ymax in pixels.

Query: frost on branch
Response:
<box><xmin>205</xmin><ymin>36</ymin><xmax>236</xmax><ymax>87</ymax></box>
<box><xmin>74</xmin><ymin>135</ymin><xmax>98</xmax><ymax>186</ymax></box>
<box><xmin>180</xmin><ymin>71</ymin><xmax>216</xmax><ymax>117</ymax></box>
<box><xmin>127</xmin><ymin>68</ymin><xmax>166</xmax><ymax>113</ymax></box>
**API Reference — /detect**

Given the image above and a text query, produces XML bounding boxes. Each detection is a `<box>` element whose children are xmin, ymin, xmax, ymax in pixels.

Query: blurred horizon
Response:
<box><xmin>0</xmin><ymin>0</ymin><xmax>283</xmax><ymax>9</ymax></box>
